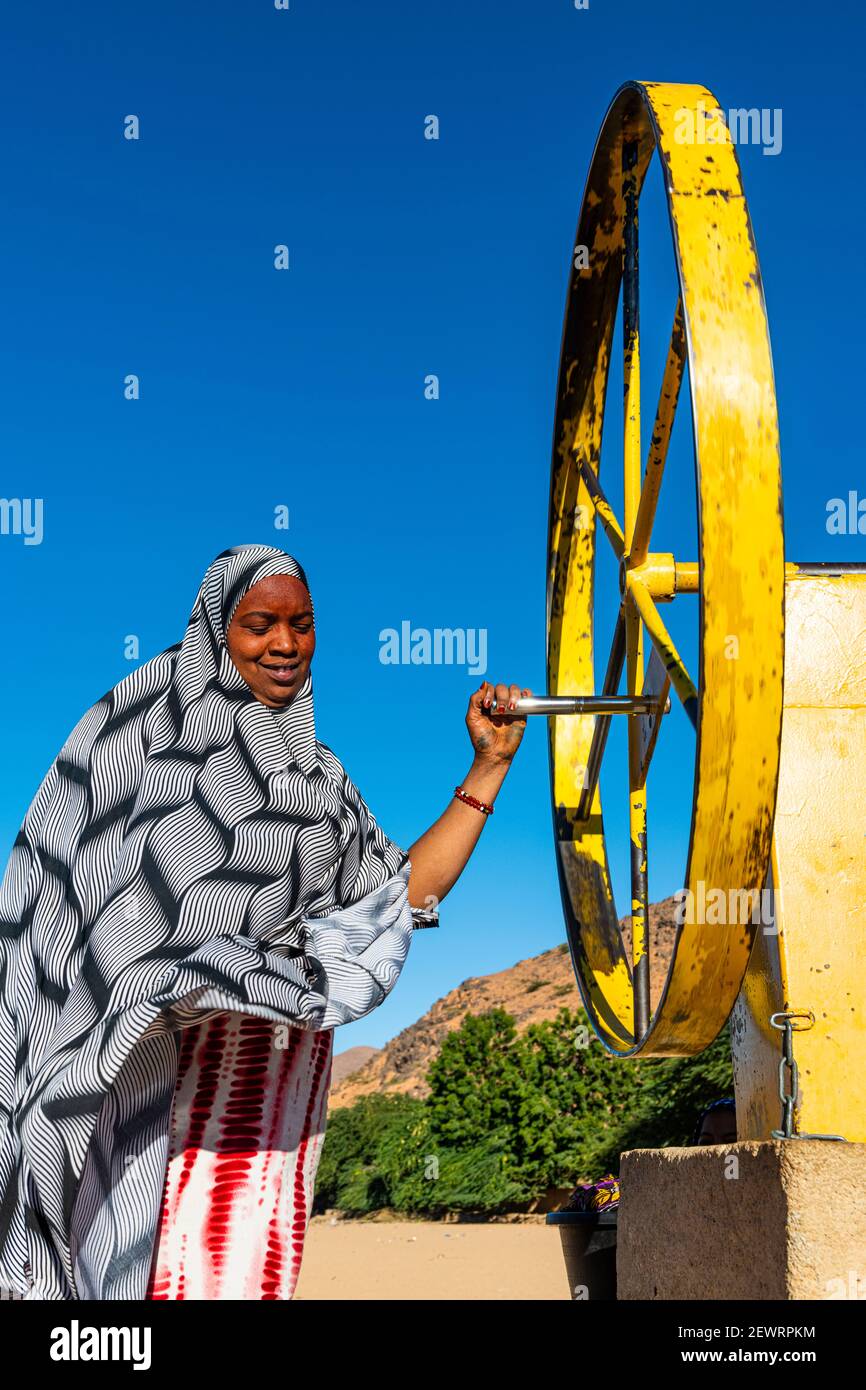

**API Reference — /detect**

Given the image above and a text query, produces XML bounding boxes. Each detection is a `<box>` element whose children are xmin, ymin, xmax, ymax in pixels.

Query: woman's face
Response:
<box><xmin>225</xmin><ymin>574</ymin><xmax>315</xmax><ymax>708</ymax></box>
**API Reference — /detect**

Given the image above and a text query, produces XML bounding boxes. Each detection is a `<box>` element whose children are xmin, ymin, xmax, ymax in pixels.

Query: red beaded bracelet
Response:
<box><xmin>454</xmin><ymin>785</ymin><xmax>494</xmax><ymax>816</ymax></box>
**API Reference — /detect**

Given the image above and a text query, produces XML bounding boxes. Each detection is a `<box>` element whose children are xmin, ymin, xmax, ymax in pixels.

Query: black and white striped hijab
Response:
<box><xmin>0</xmin><ymin>543</ymin><xmax>434</xmax><ymax>1300</ymax></box>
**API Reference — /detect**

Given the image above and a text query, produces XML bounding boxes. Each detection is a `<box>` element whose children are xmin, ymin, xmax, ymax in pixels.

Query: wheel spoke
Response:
<box><xmin>628</xmin><ymin>772</ymin><xmax>650</xmax><ymax>1037</ymax></box>
<box><xmin>622</xmin><ymin>131</ymin><xmax>650</xmax><ymax>1041</ymax></box>
<box><xmin>576</xmin><ymin>608</ymin><xmax>626</xmax><ymax>822</ymax></box>
<box><xmin>626</xmin><ymin>581</ymin><xmax>650</xmax><ymax>1039</ymax></box>
<box><xmin>622</xmin><ymin>138</ymin><xmax>642</xmax><ymax>552</ymax></box>
<box><xmin>635</xmin><ymin>646</ymin><xmax>672</xmax><ymax>785</ymax></box>
<box><xmin>575</xmin><ymin>452</ymin><xmax>625</xmax><ymax>561</ymax></box>
<box><xmin>626</xmin><ymin>573</ymin><xmax>699</xmax><ymax>728</ymax></box>
<box><xmin>630</xmin><ymin>296</ymin><xmax>686</xmax><ymax>567</ymax></box>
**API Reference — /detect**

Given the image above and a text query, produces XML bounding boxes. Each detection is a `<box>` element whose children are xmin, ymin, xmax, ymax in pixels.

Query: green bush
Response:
<box><xmin>317</xmin><ymin>1005</ymin><xmax>734</xmax><ymax>1216</ymax></box>
<box><xmin>314</xmin><ymin>1091</ymin><xmax>421</xmax><ymax>1213</ymax></box>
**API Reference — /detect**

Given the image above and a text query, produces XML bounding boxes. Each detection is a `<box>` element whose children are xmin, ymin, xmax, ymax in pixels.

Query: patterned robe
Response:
<box><xmin>0</xmin><ymin>545</ymin><xmax>436</xmax><ymax>1300</ymax></box>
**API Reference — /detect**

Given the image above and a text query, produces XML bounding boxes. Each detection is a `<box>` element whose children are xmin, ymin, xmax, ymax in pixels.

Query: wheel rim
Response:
<box><xmin>547</xmin><ymin>81</ymin><xmax>785</xmax><ymax>1057</ymax></box>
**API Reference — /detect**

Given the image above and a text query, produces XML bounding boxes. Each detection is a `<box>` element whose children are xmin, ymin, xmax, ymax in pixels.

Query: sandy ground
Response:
<box><xmin>295</xmin><ymin>1217</ymin><xmax>570</xmax><ymax>1300</ymax></box>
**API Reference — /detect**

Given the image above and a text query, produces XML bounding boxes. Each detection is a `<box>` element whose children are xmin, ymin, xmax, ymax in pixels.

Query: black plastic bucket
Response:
<box><xmin>545</xmin><ymin>1209</ymin><xmax>618</xmax><ymax>1300</ymax></box>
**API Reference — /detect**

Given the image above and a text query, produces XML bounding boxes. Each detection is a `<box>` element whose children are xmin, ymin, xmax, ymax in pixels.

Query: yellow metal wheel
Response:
<box><xmin>547</xmin><ymin>81</ymin><xmax>785</xmax><ymax>1057</ymax></box>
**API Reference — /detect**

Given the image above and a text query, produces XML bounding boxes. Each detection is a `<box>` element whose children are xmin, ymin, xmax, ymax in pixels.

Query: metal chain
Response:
<box><xmin>770</xmin><ymin>1011</ymin><xmax>799</xmax><ymax>1138</ymax></box>
<box><xmin>769</xmin><ymin>1011</ymin><xmax>846</xmax><ymax>1141</ymax></box>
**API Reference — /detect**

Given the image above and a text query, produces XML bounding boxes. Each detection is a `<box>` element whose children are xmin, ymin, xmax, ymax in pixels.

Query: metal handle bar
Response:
<box><xmin>506</xmin><ymin>695</ymin><xmax>672</xmax><ymax>716</ymax></box>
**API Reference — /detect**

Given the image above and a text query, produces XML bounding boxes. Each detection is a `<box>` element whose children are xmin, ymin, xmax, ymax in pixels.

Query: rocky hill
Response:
<box><xmin>329</xmin><ymin>1045</ymin><xmax>379</xmax><ymax>1089</ymax></box>
<box><xmin>328</xmin><ymin>895</ymin><xmax>680</xmax><ymax>1109</ymax></box>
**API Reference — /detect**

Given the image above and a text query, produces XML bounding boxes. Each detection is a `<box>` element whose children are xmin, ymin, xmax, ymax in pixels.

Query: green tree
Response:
<box><xmin>319</xmin><ymin>1004</ymin><xmax>735</xmax><ymax>1216</ymax></box>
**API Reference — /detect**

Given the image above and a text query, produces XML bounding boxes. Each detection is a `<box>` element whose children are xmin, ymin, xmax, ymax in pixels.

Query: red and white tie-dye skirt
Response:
<box><xmin>145</xmin><ymin>1011</ymin><xmax>333</xmax><ymax>1300</ymax></box>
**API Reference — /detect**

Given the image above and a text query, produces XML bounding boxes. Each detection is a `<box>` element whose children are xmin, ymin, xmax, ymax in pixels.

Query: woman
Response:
<box><xmin>0</xmin><ymin>544</ymin><xmax>529</xmax><ymax>1300</ymax></box>
<box><xmin>693</xmin><ymin>1098</ymin><xmax>737</xmax><ymax>1146</ymax></box>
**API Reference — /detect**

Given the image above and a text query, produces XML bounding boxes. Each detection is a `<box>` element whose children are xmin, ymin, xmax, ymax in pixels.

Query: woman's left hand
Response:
<box><xmin>405</xmin><ymin>679</ymin><xmax>532</xmax><ymax>910</ymax></box>
<box><xmin>466</xmin><ymin>681</ymin><xmax>532</xmax><ymax>766</ymax></box>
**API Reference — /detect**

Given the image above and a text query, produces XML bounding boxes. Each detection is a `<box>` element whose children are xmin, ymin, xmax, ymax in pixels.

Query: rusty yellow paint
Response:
<box><xmin>547</xmin><ymin>81</ymin><xmax>785</xmax><ymax>1056</ymax></box>
<box><xmin>627</xmin><ymin>553</ymin><xmax>699</xmax><ymax>603</ymax></box>
<box><xmin>731</xmin><ymin>567</ymin><xmax>866</xmax><ymax>1140</ymax></box>
<box><xmin>626</xmin><ymin>572</ymin><xmax>698</xmax><ymax>719</ymax></box>
<box><xmin>673</xmin><ymin>562</ymin><xmax>699</xmax><ymax>595</ymax></box>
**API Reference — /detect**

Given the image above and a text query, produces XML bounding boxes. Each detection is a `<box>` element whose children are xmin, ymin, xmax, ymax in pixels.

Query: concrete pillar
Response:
<box><xmin>617</xmin><ymin>1141</ymin><xmax>866</xmax><ymax>1300</ymax></box>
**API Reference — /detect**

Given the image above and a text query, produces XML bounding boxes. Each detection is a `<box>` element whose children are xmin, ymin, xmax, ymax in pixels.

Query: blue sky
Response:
<box><xmin>2</xmin><ymin>1</ymin><xmax>863</xmax><ymax>1052</ymax></box>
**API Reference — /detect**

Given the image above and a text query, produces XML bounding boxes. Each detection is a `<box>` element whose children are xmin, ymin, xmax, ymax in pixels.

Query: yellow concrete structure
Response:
<box><xmin>546</xmin><ymin>81</ymin><xmax>866</xmax><ymax>1142</ymax></box>
<box><xmin>732</xmin><ymin>565</ymin><xmax>866</xmax><ymax>1141</ymax></box>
